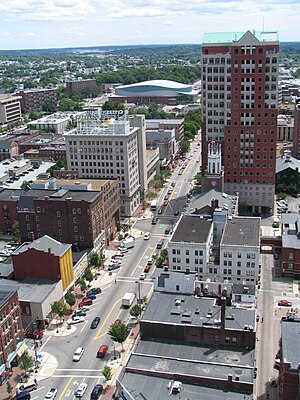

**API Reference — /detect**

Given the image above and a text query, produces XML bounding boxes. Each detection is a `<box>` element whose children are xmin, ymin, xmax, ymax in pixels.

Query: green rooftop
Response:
<box><xmin>203</xmin><ymin>30</ymin><xmax>278</xmax><ymax>44</ymax></box>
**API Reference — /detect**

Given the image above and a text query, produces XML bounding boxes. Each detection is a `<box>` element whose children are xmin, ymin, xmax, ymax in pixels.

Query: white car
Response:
<box><xmin>74</xmin><ymin>382</ymin><xmax>87</xmax><ymax>397</ymax></box>
<box><xmin>139</xmin><ymin>273</ymin><xmax>146</xmax><ymax>280</ymax></box>
<box><xmin>73</xmin><ymin>347</ymin><xmax>84</xmax><ymax>362</ymax></box>
<box><xmin>44</xmin><ymin>388</ymin><xmax>58</xmax><ymax>400</ymax></box>
<box><xmin>144</xmin><ymin>232</ymin><xmax>151</xmax><ymax>240</ymax></box>
<box><xmin>110</xmin><ymin>258</ymin><xmax>122</xmax><ymax>265</ymax></box>
<box><xmin>67</xmin><ymin>316</ymin><xmax>85</xmax><ymax>325</ymax></box>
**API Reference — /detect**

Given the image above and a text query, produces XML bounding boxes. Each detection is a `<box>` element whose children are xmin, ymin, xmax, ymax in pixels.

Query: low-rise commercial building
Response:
<box><xmin>146</xmin><ymin>118</ymin><xmax>184</xmax><ymax>142</ymax></box>
<box><xmin>0</xmin><ymin>95</ymin><xmax>21</xmax><ymax>125</ymax></box>
<box><xmin>280</xmin><ymin>213</ymin><xmax>300</xmax><ymax>277</ymax></box>
<box><xmin>0</xmin><ymin>288</ymin><xmax>24</xmax><ymax>378</ymax></box>
<box><xmin>28</xmin><ymin>112</ymin><xmax>83</xmax><ymax>134</ymax></box>
<box><xmin>278</xmin><ymin>316</ymin><xmax>300</xmax><ymax>400</ymax></box>
<box><xmin>146</xmin><ymin>128</ymin><xmax>176</xmax><ymax>163</ymax></box>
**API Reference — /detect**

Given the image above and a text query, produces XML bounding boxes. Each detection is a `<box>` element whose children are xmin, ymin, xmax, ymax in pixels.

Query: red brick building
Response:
<box><xmin>0</xmin><ymin>289</ymin><xmax>23</xmax><ymax>378</ymax></box>
<box><xmin>0</xmin><ymin>180</ymin><xmax>120</xmax><ymax>249</ymax></box>
<box><xmin>15</xmin><ymin>88</ymin><xmax>58</xmax><ymax>112</ymax></box>
<box><xmin>201</xmin><ymin>30</ymin><xmax>279</xmax><ymax>214</ymax></box>
<box><xmin>66</xmin><ymin>79</ymin><xmax>97</xmax><ymax>94</ymax></box>
<box><xmin>280</xmin><ymin>213</ymin><xmax>300</xmax><ymax>277</ymax></box>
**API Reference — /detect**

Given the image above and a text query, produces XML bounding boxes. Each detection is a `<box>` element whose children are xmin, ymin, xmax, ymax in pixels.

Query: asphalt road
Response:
<box><xmin>32</xmin><ymin>136</ymin><xmax>202</xmax><ymax>400</ymax></box>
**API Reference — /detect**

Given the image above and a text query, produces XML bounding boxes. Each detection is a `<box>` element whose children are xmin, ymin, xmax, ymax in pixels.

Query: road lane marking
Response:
<box><xmin>57</xmin><ymin>368</ymin><xmax>103</xmax><ymax>371</ymax></box>
<box><xmin>80</xmin><ymin>320</ymin><xmax>88</xmax><ymax>332</ymax></box>
<box><xmin>53</xmin><ymin>375</ymin><xmax>103</xmax><ymax>378</ymax></box>
<box><xmin>94</xmin><ymin>297</ymin><xmax>122</xmax><ymax>340</ymax></box>
<box><xmin>40</xmin><ymin>335</ymin><xmax>51</xmax><ymax>350</ymax></box>
<box><xmin>58</xmin><ymin>376</ymin><xmax>73</xmax><ymax>400</ymax></box>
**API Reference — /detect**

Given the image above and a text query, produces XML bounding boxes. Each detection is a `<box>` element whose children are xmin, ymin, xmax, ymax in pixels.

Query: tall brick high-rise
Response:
<box><xmin>201</xmin><ymin>30</ymin><xmax>279</xmax><ymax>214</ymax></box>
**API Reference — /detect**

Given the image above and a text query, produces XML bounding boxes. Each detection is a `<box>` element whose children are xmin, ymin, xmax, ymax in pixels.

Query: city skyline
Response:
<box><xmin>0</xmin><ymin>0</ymin><xmax>300</xmax><ymax>50</ymax></box>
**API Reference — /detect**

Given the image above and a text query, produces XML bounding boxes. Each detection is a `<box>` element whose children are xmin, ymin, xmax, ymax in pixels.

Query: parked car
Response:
<box><xmin>68</xmin><ymin>316</ymin><xmax>85</xmax><ymax>325</ymax></box>
<box><xmin>156</xmin><ymin>240</ymin><xmax>164</xmax><ymax>249</ymax></box>
<box><xmin>73</xmin><ymin>347</ymin><xmax>84</xmax><ymax>362</ymax></box>
<box><xmin>174</xmin><ymin>210</ymin><xmax>179</xmax><ymax>216</ymax></box>
<box><xmin>144</xmin><ymin>232</ymin><xmax>150</xmax><ymax>240</ymax></box>
<box><xmin>97</xmin><ymin>344</ymin><xmax>108</xmax><ymax>358</ymax></box>
<box><xmin>108</xmin><ymin>264</ymin><xmax>121</xmax><ymax>271</ymax></box>
<box><xmin>151</xmin><ymin>218</ymin><xmax>157</xmax><ymax>225</ymax></box>
<box><xmin>44</xmin><ymin>388</ymin><xmax>58</xmax><ymax>400</ymax></box>
<box><xmin>163</xmin><ymin>200</ymin><xmax>168</xmax><ymax>206</ymax></box>
<box><xmin>110</xmin><ymin>258</ymin><xmax>122</xmax><ymax>265</ymax></box>
<box><xmin>164</xmin><ymin>194</ymin><xmax>169</xmax><ymax>201</ymax></box>
<box><xmin>72</xmin><ymin>310</ymin><xmax>86</xmax><ymax>318</ymax></box>
<box><xmin>86</xmin><ymin>293</ymin><xmax>96</xmax><ymax>300</ymax></box>
<box><xmin>157</xmin><ymin>208</ymin><xmax>162</xmax><ymax>214</ymax></box>
<box><xmin>25</xmin><ymin>330</ymin><xmax>44</xmax><ymax>340</ymax></box>
<box><xmin>90</xmin><ymin>384</ymin><xmax>103</xmax><ymax>399</ymax></box>
<box><xmin>88</xmin><ymin>287</ymin><xmax>102</xmax><ymax>295</ymax></box>
<box><xmin>90</xmin><ymin>317</ymin><xmax>101</xmax><ymax>329</ymax></box>
<box><xmin>139</xmin><ymin>273</ymin><xmax>146</xmax><ymax>280</ymax></box>
<box><xmin>111</xmin><ymin>253</ymin><xmax>123</xmax><ymax>259</ymax></box>
<box><xmin>74</xmin><ymin>382</ymin><xmax>87</xmax><ymax>397</ymax></box>
<box><xmin>278</xmin><ymin>299</ymin><xmax>292</xmax><ymax>307</ymax></box>
<box><xmin>164</xmin><ymin>228</ymin><xmax>170</xmax><ymax>234</ymax></box>
<box><xmin>144</xmin><ymin>265</ymin><xmax>151</xmax><ymax>273</ymax></box>
<box><xmin>80</xmin><ymin>297</ymin><xmax>93</xmax><ymax>306</ymax></box>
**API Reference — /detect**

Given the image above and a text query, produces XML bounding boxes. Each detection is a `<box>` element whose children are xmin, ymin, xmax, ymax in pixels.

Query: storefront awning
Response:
<box><xmin>16</xmin><ymin>342</ymin><xmax>28</xmax><ymax>357</ymax></box>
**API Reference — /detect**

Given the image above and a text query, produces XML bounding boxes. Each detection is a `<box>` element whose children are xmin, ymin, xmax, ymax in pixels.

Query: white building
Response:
<box><xmin>64</xmin><ymin>113</ymin><xmax>147</xmax><ymax>216</ymax></box>
<box><xmin>0</xmin><ymin>94</ymin><xmax>21</xmax><ymax>125</ymax></box>
<box><xmin>168</xmin><ymin>215</ymin><xmax>214</xmax><ymax>273</ymax></box>
<box><xmin>219</xmin><ymin>217</ymin><xmax>261</xmax><ymax>284</ymax></box>
<box><xmin>28</xmin><ymin>112</ymin><xmax>83</xmax><ymax>134</ymax></box>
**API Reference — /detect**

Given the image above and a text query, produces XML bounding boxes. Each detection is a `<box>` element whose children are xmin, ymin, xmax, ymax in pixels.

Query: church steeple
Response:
<box><xmin>201</xmin><ymin>141</ymin><xmax>224</xmax><ymax>193</ymax></box>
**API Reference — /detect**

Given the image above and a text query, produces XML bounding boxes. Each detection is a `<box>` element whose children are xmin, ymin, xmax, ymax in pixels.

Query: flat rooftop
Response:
<box><xmin>33</xmin><ymin>177</ymin><xmax>116</xmax><ymax>192</ymax></box>
<box><xmin>142</xmin><ymin>292</ymin><xmax>256</xmax><ymax>331</ymax></box>
<box><xmin>121</xmin><ymin>373</ymin><xmax>253</xmax><ymax>400</ymax></box>
<box><xmin>203</xmin><ymin>30</ymin><xmax>278</xmax><ymax>44</ymax></box>
<box><xmin>171</xmin><ymin>216</ymin><xmax>212</xmax><ymax>244</ymax></box>
<box><xmin>279</xmin><ymin>213</ymin><xmax>300</xmax><ymax>249</ymax></box>
<box><xmin>281</xmin><ymin>317</ymin><xmax>300</xmax><ymax>369</ymax></box>
<box><xmin>0</xmin><ymin>278</ymin><xmax>59</xmax><ymax>303</ymax></box>
<box><xmin>0</xmin><ymin>288</ymin><xmax>16</xmax><ymax>309</ymax></box>
<box><xmin>221</xmin><ymin>217</ymin><xmax>260</xmax><ymax>247</ymax></box>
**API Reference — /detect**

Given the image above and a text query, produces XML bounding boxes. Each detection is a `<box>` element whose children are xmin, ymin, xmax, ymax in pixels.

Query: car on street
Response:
<box><xmin>74</xmin><ymin>382</ymin><xmax>87</xmax><ymax>397</ymax></box>
<box><xmin>139</xmin><ymin>273</ymin><xmax>146</xmax><ymax>280</ymax></box>
<box><xmin>87</xmin><ymin>287</ymin><xmax>102</xmax><ymax>295</ymax></box>
<box><xmin>270</xmin><ymin>377</ymin><xmax>278</xmax><ymax>387</ymax></box>
<box><xmin>152</xmin><ymin>252</ymin><xmax>158</xmax><ymax>259</ymax></box>
<box><xmin>86</xmin><ymin>293</ymin><xmax>96</xmax><ymax>300</ymax></box>
<box><xmin>174</xmin><ymin>210</ymin><xmax>179</xmax><ymax>216</ymax></box>
<box><xmin>163</xmin><ymin>200</ymin><xmax>168</xmax><ymax>206</ymax></box>
<box><xmin>110</xmin><ymin>258</ymin><xmax>122</xmax><ymax>265</ymax></box>
<box><xmin>108</xmin><ymin>263</ymin><xmax>121</xmax><ymax>271</ymax></box>
<box><xmin>144</xmin><ymin>265</ymin><xmax>151</xmax><ymax>273</ymax></box>
<box><xmin>147</xmin><ymin>258</ymin><xmax>154</xmax><ymax>265</ymax></box>
<box><xmin>164</xmin><ymin>194</ymin><xmax>169</xmax><ymax>201</ymax></box>
<box><xmin>73</xmin><ymin>347</ymin><xmax>84</xmax><ymax>362</ymax></box>
<box><xmin>72</xmin><ymin>310</ymin><xmax>86</xmax><ymax>318</ymax></box>
<box><xmin>79</xmin><ymin>297</ymin><xmax>93</xmax><ymax>307</ymax></box>
<box><xmin>90</xmin><ymin>317</ymin><xmax>101</xmax><ymax>329</ymax></box>
<box><xmin>97</xmin><ymin>344</ymin><xmax>109</xmax><ymax>358</ymax></box>
<box><xmin>25</xmin><ymin>330</ymin><xmax>44</xmax><ymax>340</ymax></box>
<box><xmin>144</xmin><ymin>232</ymin><xmax>150</xmax><ymax>240</ymax></box>
<box><xmin>90</xmin><ymin>384</ymin><xmax>103</xmax><ymax>399</ymax></box>
<box><xmin>112</xmin><ymin>253</ymin><xmax>123</xmax><ymax>259</ymax></box>
<box><xmin>157</xmin><ymin>208</ymin><xmax>162</xmax><ymax>214</ymax></box>
<box><xmin>165</xmin><ymin>228</ymin><xmax>170</xmax><ymax>234</ymax></box>
<box><xmin>167</xmin><ymin>189</ymin><xmax>173</xmax><ymax>194</ymax></box>
<box><xmin>171</xmin><ymin>181</ymin><xmax>175</xmax><ymax>187</ymax></box>
<box><xmin>151</xmin><ymin>218</ymin><xmax>157</xmax><ymax>225</ymax></box>
<box><xmin>44</xmin><ymin>388</ymin><xmax>58</xmax><ymax>400</ymax></box>
<box><xmin>117</xmin><ymin>246</ymin><xmax>128</xmax><ymax>253</ymax></box>
<box><xmin>278</xmin><ymin>299</ymin><xmax>292</xmax><ymax>307</ymax></box>
<box><xmin>156</xmin><ymin>239</ymin><xmax>164</xmax><ymax>249</ymax></box>
<box><xmin>68</xmin><ymin>316</ymin><xmax>85</xmax><ymax>325</ymax></box>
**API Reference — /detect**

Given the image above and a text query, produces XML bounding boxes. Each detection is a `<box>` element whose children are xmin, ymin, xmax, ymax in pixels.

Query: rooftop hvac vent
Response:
<box><xmin>226</xmin><ymin>314</ymin><xmax>235</xmax><ymax>320</ymax></box>
<box><xmin>170</xmin><ymin>308</ymin><xmax>181</xmax><ymax>315</ymax></box>
<box><xmin>182</xmin><ymin>310</ymin><xmax>192</xmax><ymax>317</ymax></box>
<box><xmin>195</xmin><ymin>307</ymin><xmax>200</xmax><ymax>314</ymax></box>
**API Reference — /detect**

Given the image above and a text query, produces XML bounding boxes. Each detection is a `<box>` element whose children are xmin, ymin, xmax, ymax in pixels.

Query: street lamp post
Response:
<box><xmin>112</xmin><ymin>342</ymin><xmax>116</xmax><ymax>360</ymax></box>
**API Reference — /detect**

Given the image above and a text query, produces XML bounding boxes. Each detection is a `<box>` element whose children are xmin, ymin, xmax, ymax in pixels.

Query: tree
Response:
<box><xmin>121</xmin><ymin>223</ymin><xmax>130</xmax><ymax>235</ymax></box>
<box><xmin>142</xmin><ymin>295</ymin><xmax>148</xmax><ymax>305</ymax></box>
<box><xmin>179</xmin><ymin>139</ymin><xmax>190</xmax><ymax>154</ymax></box>
<box><xmin>21</xmin><ymin>180</ymin><xmax>31</xmax><ymax>190</ymax></box>
<box><xmin>102</xmin><ymin>365</ymin><xmax>112</xmax><ymax>382</ymax></box>
<box><xmin>102</xmin><ymin>100</ymin><xmax>124</xmax><ymax>111</ymax></box>
<box><xmin>83</xmin><ymin>268</ymin><xmax>93</xmax><ymax>285</ymax></box>
<box><xmin>108</xmin><ymin>323</ymin><xmax>128</xmax><ymax>351</ymax></box>
<box><xmin>6</xmin><ymin>381</ymin><xmax>13</xmax><ymax>399</ymax></box>
<box><xmin>51</xmin><ymin>301</ymin><xmax>66</xmax><ymax>324</ymax></box>
<box><xmin>12</xmin><ymin>221</ymin><xmax>20</xmax><ymax>242</ymax></box>
<box><xmin>19</xmin><ymin>350</ymin><xmax>34</xmax><ymax>373</ymax></box>
<box><xmin>77</xmin><ymin>278</ymin><xmax>87</xmax><ymax>292</ymax></box>
<box><xmin>88</xmin><ymin>252</ymin><xmax>105</xmax><ymax>270</ymax></box>
<box><xmin>28</xmin><ymin>111</ymin><xmax>42</xmax><ymax>120</ymax></box>
<box><xmin>42</xmin><ymin>100</ymin><xmax>57</xmax><ymax>114</ymax></box>
<box><xmin>130</xmin><ymin>304</ymin><xmax>142</xmax><ymax>318</ymax></box>
<box><xmin>65</xmin><ymin>291</ymin><xmax>76</xmax><ymax>308</ymax></box>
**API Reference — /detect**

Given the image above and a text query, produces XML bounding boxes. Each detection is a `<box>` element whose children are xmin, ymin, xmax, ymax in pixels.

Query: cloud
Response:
<box><xmin>163</xmin><ymin>20</ymin><xmax>173</xmax><ymax>25</ymax></box>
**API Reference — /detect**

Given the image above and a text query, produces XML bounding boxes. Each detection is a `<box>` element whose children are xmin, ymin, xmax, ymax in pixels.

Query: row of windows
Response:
<box><xmin>171</xmin><ymin>249</ymin><xmax>204</xmax><ymax>256</ymax></box>
<box><xmin>223</xmin><ymin>252</ymin><xmax>256</xmax><ymax>259</ymax></box>
<box><xmin>69</xmin><ymin>140</ymin><xmax>124</xmax><ymax>146</ymax></box>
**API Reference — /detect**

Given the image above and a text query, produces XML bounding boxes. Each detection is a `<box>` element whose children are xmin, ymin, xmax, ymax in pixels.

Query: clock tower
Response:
<box><xmin>201</xmin><ymin>141</ymin><xmax>224</xmax><ymax>193</ymax></box>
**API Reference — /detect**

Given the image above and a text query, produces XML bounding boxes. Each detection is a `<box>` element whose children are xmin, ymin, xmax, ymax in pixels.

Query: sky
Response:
<box><xmin>0</xmin><ymin>0</ymin><xmax>299</xmax><ymax>50</ymax></box>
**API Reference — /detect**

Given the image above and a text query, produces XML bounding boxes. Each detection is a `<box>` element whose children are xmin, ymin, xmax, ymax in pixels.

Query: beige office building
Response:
<box><xmin>0</xmin><ymin>95</ymin><xmax>21</xmax><ymax>125</ymax></box>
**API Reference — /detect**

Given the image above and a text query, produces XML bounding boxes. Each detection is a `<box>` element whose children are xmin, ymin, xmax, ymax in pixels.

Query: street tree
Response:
<box><xmin>19</xmin><ymin>350</ymin><xmax>34</xmax><ymax>373</ymax></box>
<box><xmin>179</xmin><ymin>139</ymin><xmax>190</xmax><ymax>154</ymax></box>
<box><xmin>102</xmin><ymin>366</ymin><xmax>112</xmax><ymax>382</ymax></box>
<box><xmin>6</xmin><ymin>381</ymin><xmax>13</xmax><ymax>399</ymax></box>
<box><xmin>130</xmin><ymin>304</ymin><xmax>142</xmax><ymax>318</ymax></box>
<box><xmin>51</xmin><ymin>301</ymin><xmax>66</xmax><ymax>323</ymax></box>
<box><xmin>83</xmin><ymin>268</ymin><xmax>93</xmax><ymax>285</ymax></box>
<box><xmin>65</xmin><ymin>291</ymin><xmax>76</xmax><ymax>308</ymax></box>
<box><xmin>88</xmin><ymin>252</ymin><xmax>105</xmax><ymax>270</ymax></box>
<box><xmin>121</xmin><ymin>223</ymin><xmax>131</xmax><ymax>235</ymax></box>
<box><xmin>108</xmin><ymin>323</ymin><xmax>128</xmax><ymax>351</ymax></box>
<box><xmin>77</xmin><ymin>278</ymin><xmax>87</xmax><ymax>293</ymax></box>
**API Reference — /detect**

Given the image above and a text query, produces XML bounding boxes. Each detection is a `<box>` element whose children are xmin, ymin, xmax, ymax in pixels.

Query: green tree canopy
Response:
<box><xmin>108</xmin><ymin>323</ymin><xmax>128</xmax><ymax>351</ymax></box>
<box><xmin>83</xmin><ymin>268</ymin><xmax>93</xmax><ymax>284</ymax></box>
<box><xmin>19</xmin><ymin>350</ymin><xmax>34</xmax><ymax>373</ymax></box>
<box><xmin>65</xmin><ymin>291</ymin><xmax>76</xmax><ymax>308</ymax></box>
<box><xmin>102</xmin><ymin>365</ymin><xmax>112</xmax><ymax>381</ymax></box>
<box><xmin>77</xmin><ymin>278</ymin><xmax>87</xmax><ymax>292</ymax></box>
<box><xmin>130</xmin><ymin>304</ymin><xmax>142</xmax><ymax>318</ymax></box>
<box><xmin>179</xmin><ymin>139</ymin><xmax>190</xmax><ymax>154</ymax></box>
<box><xmin>51</xmin><ymin>301</ymin><xmax>66</xmax><ymax>320</ymax></box>
<box><xmin>42</xmin><ymin>100</ymin><xmax>57</xmax><ymax>114</ymax></box>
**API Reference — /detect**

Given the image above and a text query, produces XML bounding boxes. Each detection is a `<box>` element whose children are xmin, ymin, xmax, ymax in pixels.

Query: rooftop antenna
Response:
<box><xmin>262</xmin><ymin>16</ymin><xmax>265</xmax><ymax>32</ymax></box>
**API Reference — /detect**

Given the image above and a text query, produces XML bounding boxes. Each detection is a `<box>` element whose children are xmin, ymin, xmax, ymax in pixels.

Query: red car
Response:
<box><xmin>97</xmin><ymin>344</ymin><xmax>108</xmax><ymax>358</ymax></box>
<box><xmin>278</xmin><ymin>299</ymin><xmax>292</xmax><ymax>307</ymax></box>
<box><xmin>25</xmin><ymin>330</ymin><xmax>44</xmax><ymax>340</ymax></box>
<box><xmin>79</xmin><ymin>298</ymin><xmax>93</xmax><ymax>307</ymax></box>
<box><xmin>144</xmin><ymin>265</ymin><xmax>151</xmax><ymax>273</ymax></box>
<box><xmin>114</xmin><ymin>319</ymin><xmax>121</xmax><ymax>325</ymax></box>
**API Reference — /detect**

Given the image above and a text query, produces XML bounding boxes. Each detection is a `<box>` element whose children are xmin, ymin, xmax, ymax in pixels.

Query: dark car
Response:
<box><xmin>174</xmin><ymin>210</ymin><xmax>179</xmax><ymax>216</ymax></box>
<box><xmin>151</xmin><ymin>218</ymin><xmax>157</xmax><ymax>225</ymax></box>
<box><xmin>90</xmin><ymin>317</ymin><xmax>101</xmax><ymax>329</ymax></box>
<box><xmin>89</xmin><ymin>287</ymin><xmax>102</xmax><ymax>295</ymax></box>
<box><xmin>165</xmin><ymin>228</ymin><xmax>170</xmax><ymax>234</ymax></box>
<box><xmin>73</xmin><ymin>310</ymin><xmax>86</xmax><ymax>318</ymax></box>
<box><xmin>90</xmin><ymin>384</ymin><xmax>103</xmax><ymax>399</ymax></box>
<box><xmin>86</xmin><ymin>293</ymin><xmax>96</xmax><ymax>300</ymax></box>
<box><xmin>25</xmin><ymin>330</ymin><xmax>44</xmax><ymax>340</ymax></box>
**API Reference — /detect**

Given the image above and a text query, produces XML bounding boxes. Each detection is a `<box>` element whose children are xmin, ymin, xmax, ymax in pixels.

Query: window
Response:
<box><xmin>57</xmin><ymin>211</ymin><xmax>61</xmax><ymax>217</ymax></box>
<box><xmin>288</xmin><ymin>253</ymin><xmax>294</xmax><ymax>260</ymax></box>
